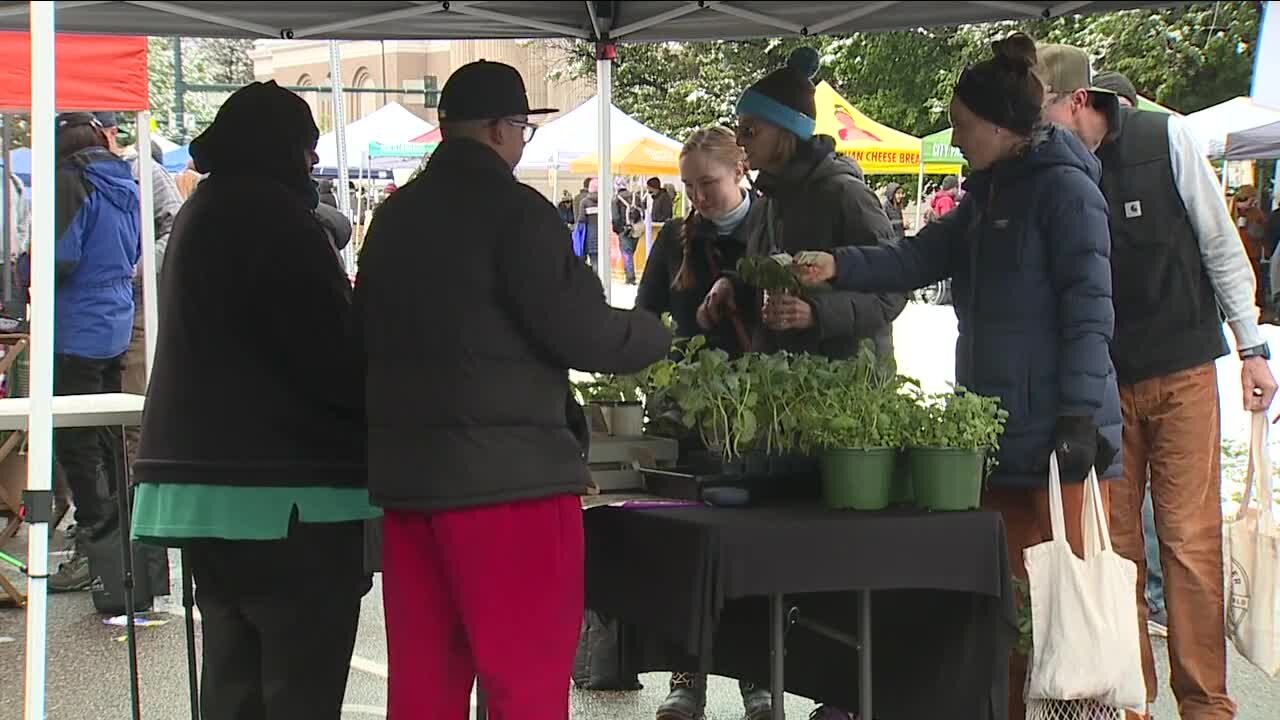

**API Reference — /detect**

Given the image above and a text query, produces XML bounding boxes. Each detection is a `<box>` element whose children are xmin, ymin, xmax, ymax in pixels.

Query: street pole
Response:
<box><xmin>172</xmin><ymin>36</ymin><xmax>186</xmax><ymax>144</ymax></box>
<box><xmin>329</xmin><ymin>40</ymin><xmax>355</xmax><ymax>271</ymax></box>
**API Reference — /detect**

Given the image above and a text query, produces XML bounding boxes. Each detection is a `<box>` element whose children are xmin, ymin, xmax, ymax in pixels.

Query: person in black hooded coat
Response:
<box><xmin>132</xmin><ymin>81</ymin><xmax>377</xmax><ymax>720</ymax></box>
<box><xmin>882</xmin><ymin>182</ymin><xmax>908</xmax><ymax>240</ymax></box>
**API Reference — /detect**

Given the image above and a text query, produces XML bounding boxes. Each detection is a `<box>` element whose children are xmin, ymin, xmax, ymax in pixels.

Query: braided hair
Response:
<box><xmin>672</xmin><ymin>126</ymin><xmax>747</xmax><ymax>291</ymax></box>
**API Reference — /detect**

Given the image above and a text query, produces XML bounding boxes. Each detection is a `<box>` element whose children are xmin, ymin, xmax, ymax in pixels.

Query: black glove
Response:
<box><xmin>1053</xmin><ymin>416</ymin><xmax>1102</xmax><ymax>483</ymax></box>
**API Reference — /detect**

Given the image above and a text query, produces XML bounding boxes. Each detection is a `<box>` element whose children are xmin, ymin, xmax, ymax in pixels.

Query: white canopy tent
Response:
<box><xmin>518</xmin><ymin>94</ymin><xmax>680</xmax><ymax>171</ymax></box>
<box><xmin>315</xmin><ymin>100</ymin><xmax>434</xmax><ymax>173</ymax></box>
<box><xmin>1184</xmin><ymin>95</ymin><xmax>1280</xmax><ymax>160</ymax></box>
<box><xmin>4</xmin><ymin>2</ymin><xmax>1184</xmax><ymax>719</ymax></box>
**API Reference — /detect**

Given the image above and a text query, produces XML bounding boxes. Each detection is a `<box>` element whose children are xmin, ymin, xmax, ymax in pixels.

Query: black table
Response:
<box><xmin>584</xmin><ymin>504</ymin><xmax>1016</xmax><ymax>720</ymax></box>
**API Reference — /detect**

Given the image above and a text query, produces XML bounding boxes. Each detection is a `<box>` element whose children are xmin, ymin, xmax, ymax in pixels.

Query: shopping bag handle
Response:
<box><xmin>1048</xmin><ymin>452</ymin><xmax>1113</xmax><ymax>557</ymax></box>
<box><xmin>1238</xmin><ymin>411</ymin><xmax>1275</xmax><ymax>529</ymax></box>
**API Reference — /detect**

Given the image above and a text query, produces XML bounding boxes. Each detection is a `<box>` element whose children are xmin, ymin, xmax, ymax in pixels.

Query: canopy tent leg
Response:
<box><xmin>596</xmin><ymin>42</ymin><xmax>614</xmax><ymax>303</ymax></box>
<box><xmin>329</xmin><ymin>40</ymin><xmax>354</xmax><ymax>272</ymax></box>
<box><xmin>915</xmin><ymin>162</ymin><xmax>925</xmax><ymax>232</ymax></box>
<box><xmin>2</xmin><ymin>114</ymin><xmax>11</xmax><ymax>306</ymax></box>
<box><xmin>24</xmin><ymin>1</ymin><xmax>56</xmax><ymax>717</ymax></box>
<box><xmin>138</xmin><ymin>112</ymin><xmax>158</xmax><ymax>380</ymax></box>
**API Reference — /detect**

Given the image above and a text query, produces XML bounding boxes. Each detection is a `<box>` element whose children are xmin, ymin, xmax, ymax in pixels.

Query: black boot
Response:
<box><xmin>657</xmin><ymin>672</ymin><xmax>707</xmax><ymax>720</ymax></box>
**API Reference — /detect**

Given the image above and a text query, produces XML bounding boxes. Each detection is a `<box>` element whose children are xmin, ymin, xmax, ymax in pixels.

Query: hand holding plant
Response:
<box><xmin>762</xmin><ymin>292</ymin><xmax>815</xmax><ymax>332</ymax></box>
<box><xmin>697</xmin><ymin>277</ymin><xmax>738</xmax><ymax>329</ymax></box>
<box><xmin>791</xmin><ymin>251</ymin><xmax>837</xmax><ymax>287</ymax></box>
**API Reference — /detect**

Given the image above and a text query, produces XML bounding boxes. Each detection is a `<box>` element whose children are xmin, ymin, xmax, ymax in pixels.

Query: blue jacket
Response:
<box><xmin>832</xmin><ymin>126</ymin><xmax>1122</xmax><ymax>488</ymax></box>
<box><xmin>53</xmin><ymin>147</ymin><xmax>141</xmax><ymax>359</ymax></box>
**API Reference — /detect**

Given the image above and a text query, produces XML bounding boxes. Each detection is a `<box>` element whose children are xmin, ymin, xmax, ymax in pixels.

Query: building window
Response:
<box><xmin>352</xmin><ymin>67</ymin><xmax>376</xmax><ymax>119</ymax></box>
<box><xmin>297</xmin><ymin>74</ymin><xmax>320</xmax><ymax>129</ymax></box>
<box><xmin>424</xmin><ymin>75</ymin><xmax>439</xmax><ymax>108</ymax></box>
<box><xmin>314</xmin><ymin>73</ymin><xmax>332</xmax><ymax>132</ymax></box>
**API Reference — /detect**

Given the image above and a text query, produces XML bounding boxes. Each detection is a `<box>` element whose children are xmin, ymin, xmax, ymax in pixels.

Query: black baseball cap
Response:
<box><xmin>55</xmin><ymin>112</ymin><xmax>102</xmax><ymax>132</ymax></box>
<box><xmin>438</xmin><ymin>60</ymin><xmax>557</xmax><ymax>122</ymax></box>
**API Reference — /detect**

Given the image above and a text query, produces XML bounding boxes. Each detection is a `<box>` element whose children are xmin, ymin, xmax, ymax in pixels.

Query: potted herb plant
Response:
<box><xmin>799</xmin><ymin>344</ymin><xmax>908</xmax><ymax>510</ymax></box>
<box><xmin>904</xmin><ymin>386</ymin><xmax>1007</xmax><ymax>511</ymax></box>
<box><xmin>574</xmin><ymin>373</ymin><xmax>646</xmax><ymax>437</ymax></box>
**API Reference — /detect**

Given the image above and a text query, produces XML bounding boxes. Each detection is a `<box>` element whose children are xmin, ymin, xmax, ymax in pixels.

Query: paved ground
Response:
<box><xmin>2</xmin><ymin>546</ymin><xmax>1279</xmax><ymax>720</ymax></box>
<box><xmin>2</xmin><ymin>301</ymin><xmax>1279</xmax><ymax>719</ymax></box>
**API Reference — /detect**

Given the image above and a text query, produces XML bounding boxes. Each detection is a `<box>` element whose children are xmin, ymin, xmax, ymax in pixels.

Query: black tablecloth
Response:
<box><xmin>585</xmin><ymin>505</ymin><xmax>1016</xmax><ymax>720</ymax></box>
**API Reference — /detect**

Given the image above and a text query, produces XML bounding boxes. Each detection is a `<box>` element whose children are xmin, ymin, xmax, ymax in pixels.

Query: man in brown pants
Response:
<box><xmin>1039</xmin><ymin>45</ymin><xmax>1277</xmax><ymax>719</ymax></box>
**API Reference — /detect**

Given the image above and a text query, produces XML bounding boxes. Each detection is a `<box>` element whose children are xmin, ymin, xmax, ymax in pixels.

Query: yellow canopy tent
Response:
<box><xmin>569</xmin><ymin>136</ymin><xmax>681</xmax><ymax>176</ymax></box>
<box><xmin>569</xmin><ymin>137</ymin><xmax>682</xmax><ymax>283</ymax></box>
<box><xmin>813</xmin><ymin>81</ymin><xmax>963</xmax><ymax>176</ymax></box>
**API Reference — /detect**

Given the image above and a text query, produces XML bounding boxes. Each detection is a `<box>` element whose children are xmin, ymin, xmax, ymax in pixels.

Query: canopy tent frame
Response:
<box><xmin>0</xmin><ymin>1</ymin><xmax>1173</xmax><ymax>42</ymax></box>
<box><xmin>13</xmin><ymin>2</ymin><xmax>1185</xmax><ymax>719</ymax></box>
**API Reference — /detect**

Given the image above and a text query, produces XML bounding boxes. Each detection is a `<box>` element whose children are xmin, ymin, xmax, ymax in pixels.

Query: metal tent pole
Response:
<box><xmin>24</xmin><ymin>2</ymin><xmax>56</xmax><ymax>717</ymax></box>
<box><xmin>2</xmin><ymin>114</ymin><xmax>11</xmax><ymax>306</ymax></box>
<box><xmin>915</xmin><ymin>162</ymin><xmax>925</xmax><ymax>232</ymax></box>
<box><xmin>329</xmin><ymin>40</ymin><xmax>354</xmax><ymax>271</ymax></box>
<box><xmin>138</xmin><ymin>113</ymin><xmax>158</xmax><ymax>384</ymax></box>
<box><xmin>596</xmin><ymin>43</ymin><xmax>614</xmax><ymax>303</ymax></box>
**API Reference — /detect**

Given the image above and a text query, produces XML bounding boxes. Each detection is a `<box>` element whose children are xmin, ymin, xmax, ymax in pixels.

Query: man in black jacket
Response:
<box><xmin>354</xmin><ymin>60</ymin><xmax>671</xmax><ymax>719</ymax></box>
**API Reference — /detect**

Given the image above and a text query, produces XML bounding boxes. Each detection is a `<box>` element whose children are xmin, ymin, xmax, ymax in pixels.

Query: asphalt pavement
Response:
<box><xmin>1</xmin><ymin>524</ymin><xmax>1278</xmax><ymax>720</ymax></box>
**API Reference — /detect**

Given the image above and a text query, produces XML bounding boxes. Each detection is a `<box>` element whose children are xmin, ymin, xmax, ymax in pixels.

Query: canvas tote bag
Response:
<box><xmin>1225</xmin><ymin>411</ymin><xmax>1280</xmax><ymax>676</ymax></box>
<box><xmin>1024</xmin><ymin>454</ymin><xmax>1146</xmax><ymax>714</ymax></box>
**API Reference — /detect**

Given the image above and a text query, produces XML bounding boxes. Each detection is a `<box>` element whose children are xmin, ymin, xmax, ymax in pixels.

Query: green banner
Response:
<box><xmin>367</xmin><ymin>141</ymin><xmax>436</xmax><ymax>159</ymax></box>
<box><xmin>921</xmin><ymin>128</ymin><xmax>965</xmax><ymax>167</ymax></box>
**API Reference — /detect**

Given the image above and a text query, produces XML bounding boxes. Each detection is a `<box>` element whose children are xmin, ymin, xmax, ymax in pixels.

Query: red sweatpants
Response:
<box><xmin>382</xmin><ymin>495</ymin><xmax>584</xmax><ymax>720</ymax></box>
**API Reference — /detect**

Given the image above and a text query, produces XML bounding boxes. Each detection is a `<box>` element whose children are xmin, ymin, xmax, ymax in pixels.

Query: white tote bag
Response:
<box><xmin>1024</xmin><ymin>455</ymin><xmax>1146</xmax><ymax>712</ymax></box>
<box><xmin>1225</xmin><ymin>411</ymin><xmax>1280</xmax><ymax>677</ymax></box>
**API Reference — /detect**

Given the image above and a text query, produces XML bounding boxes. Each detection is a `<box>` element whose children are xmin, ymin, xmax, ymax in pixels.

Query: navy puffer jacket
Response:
<box><xmin>830</xmin><ymin>126</ymin><xmax>1122</xmax><ymax>488</ymax></box>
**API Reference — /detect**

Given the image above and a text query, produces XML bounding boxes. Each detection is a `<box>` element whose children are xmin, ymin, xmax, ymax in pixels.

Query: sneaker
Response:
<box><xmin>1148</xmin><ymin>610</ymin><xmax>1168</xmax><ymax>639</ymax></box>
<box><xmin>48</xmin><ymin>555</ymin><xmax>91</xmax><ymax>593</ymax></box>
<box><xmin>809</xmin><ymin>707</ymin><xmax>856</xmax><ymax>720</ymax></box>
<box><xmin>656</xmin><ymin>673</ymin><xmax>706</xmax><ymax>720</ymax></box>
<box><xmin>740</xmin><ymin>682</ymin><xmax>772</xmax><ymax>720</ymax></box>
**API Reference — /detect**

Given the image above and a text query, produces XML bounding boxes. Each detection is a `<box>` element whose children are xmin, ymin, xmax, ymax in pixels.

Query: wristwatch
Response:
<box><xmin>1240</xmin><ymin>343</ymin><xmax>1271</xmax><ymax>361</ymax></box>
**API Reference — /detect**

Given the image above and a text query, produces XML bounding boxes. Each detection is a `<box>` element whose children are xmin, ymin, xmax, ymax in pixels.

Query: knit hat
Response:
<box><xmin>941</xmin><ymin>175</ymin><xmax>959</xmax><ymax>191</ymax></box>
<box><xmin>736</xmin><ymin>47</ymin><xmax>822</xmax><ymax>140</ymax></box>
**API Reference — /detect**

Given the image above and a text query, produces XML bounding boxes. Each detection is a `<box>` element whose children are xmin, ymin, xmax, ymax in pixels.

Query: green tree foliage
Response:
<box><xmin>560</xmin><ymin>1</ymin><xmax>1262</xmax><ymax>142</ymax></box>
<box><xmin>147</xmin><ymin>36</ymin><xmax>256</xmax><ymax>141</ymax></box>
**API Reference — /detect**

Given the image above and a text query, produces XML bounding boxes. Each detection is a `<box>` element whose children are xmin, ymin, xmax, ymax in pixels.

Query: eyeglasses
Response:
<box><xmin>503</xmin><ymin>118</ymin><xmax>539</xmax><ymax>143</ymax></box>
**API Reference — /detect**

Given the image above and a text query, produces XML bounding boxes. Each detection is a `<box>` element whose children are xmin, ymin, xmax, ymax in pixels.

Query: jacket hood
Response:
<box><xmin>189</xmin><ymin>81</ymin><xmax>319</xmax><ymax>208</ymax></box>
<box><xmin>969</xmin><ymin>125</ymin><xmax>1101</xmax><ymax>195</ymax></box>
<box><xmin>67</xmin><ymin>147</ymin><xmax>140</xmax><ymax>214</ymax></box>
<box><xmin>757</xmin><ymin>134</ymin><xmax>863</xmax><ymax>196</ymax></box>
<box><xmin>883</xmin><ymin>183</ymin><xmax>902</xmax><ymax>201</ymax></box>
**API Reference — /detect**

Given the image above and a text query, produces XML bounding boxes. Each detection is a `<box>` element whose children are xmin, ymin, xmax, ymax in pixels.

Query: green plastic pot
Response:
<box><xmin>820</xmin><ymin>448</ymin><xmax>897</xmax><ymax>510</ymax></box>
<box><xmin>909</xmin><ymin>448</ymin><xmax>986</xmax><ymax>511</ymax></box>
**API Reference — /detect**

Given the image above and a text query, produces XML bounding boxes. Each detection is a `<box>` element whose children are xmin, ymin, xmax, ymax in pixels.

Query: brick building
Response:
<box><xmin>249</xmin><ymin>39</ymin><xmax>593</xmax><ymax>131</ymax></box>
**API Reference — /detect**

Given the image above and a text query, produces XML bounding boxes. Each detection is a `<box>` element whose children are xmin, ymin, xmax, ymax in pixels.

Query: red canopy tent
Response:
<box><xmin>0</xmin><ymin>31</ymin><xmax>147</xmax><ymax>111</ymax></box>
<box><xmin>1</xmin><ymin>32</ymin><xmax>152</xmax><ymax>720</ymax></box>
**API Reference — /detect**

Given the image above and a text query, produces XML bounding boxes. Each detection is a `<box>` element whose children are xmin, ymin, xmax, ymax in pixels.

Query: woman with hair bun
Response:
<box><xmin>792</xmin><ymin>34</ymin><xmax>1124</xmax><ymax>717</ymax></box>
